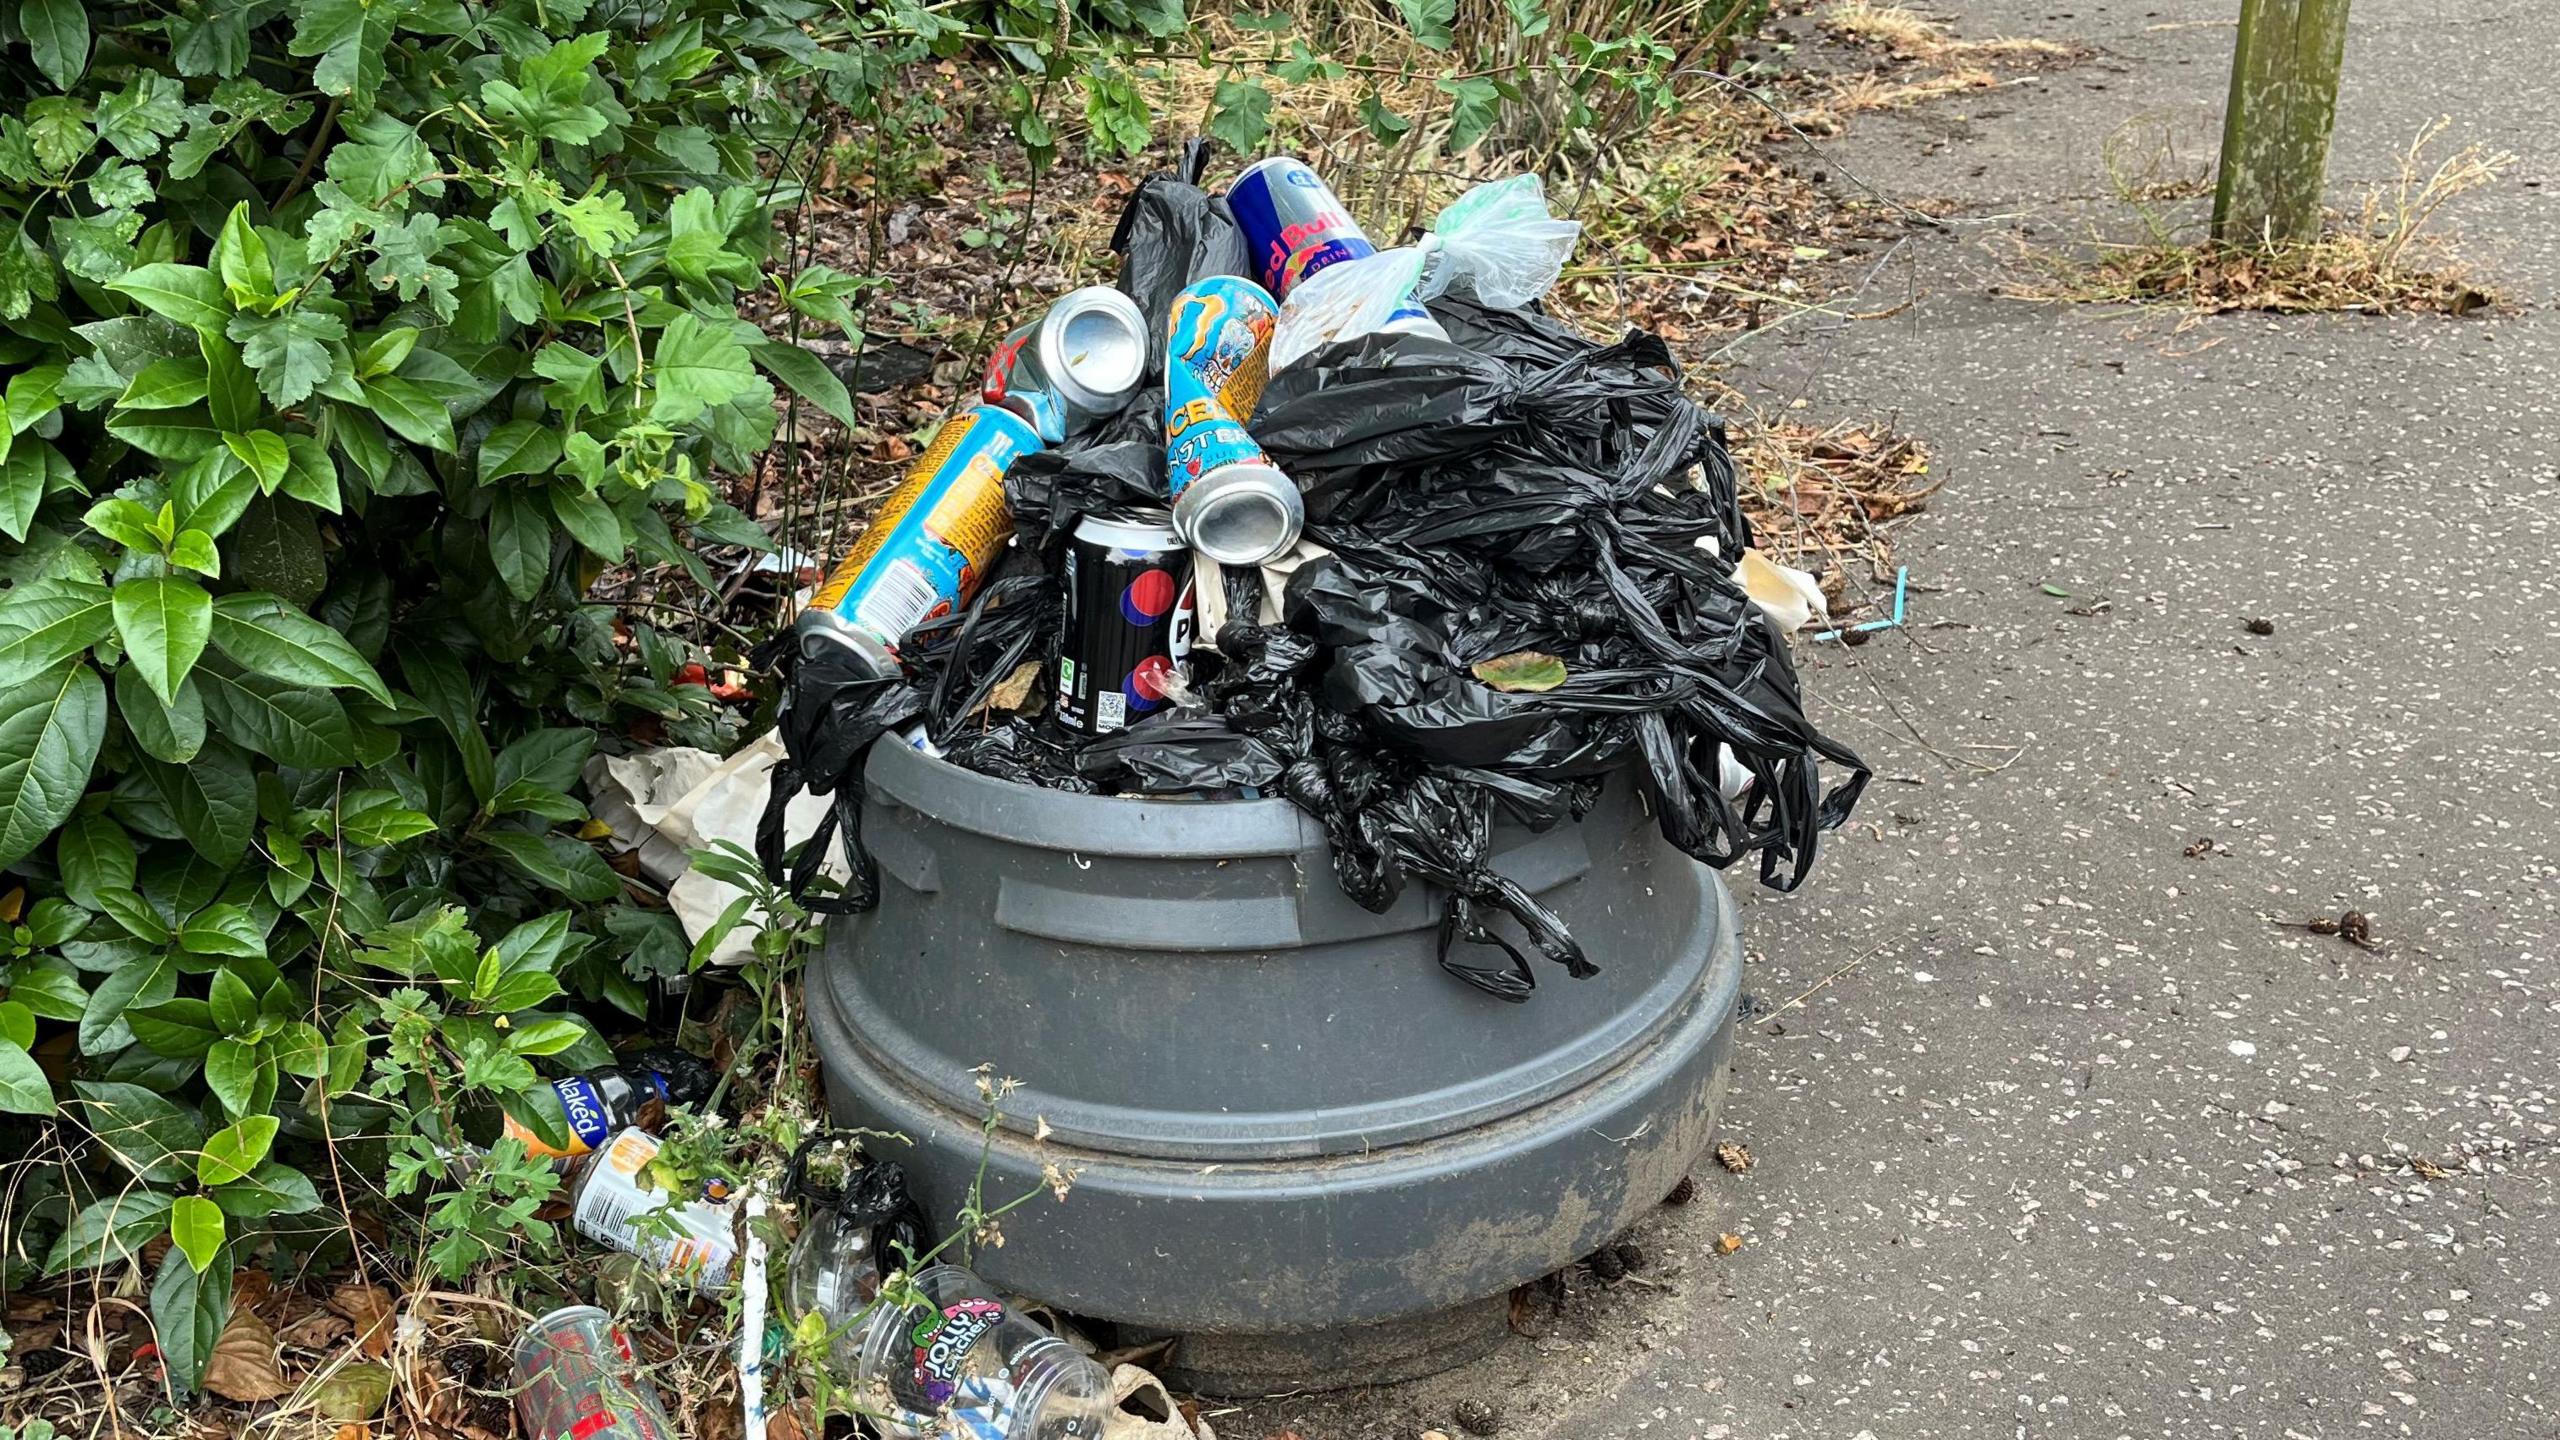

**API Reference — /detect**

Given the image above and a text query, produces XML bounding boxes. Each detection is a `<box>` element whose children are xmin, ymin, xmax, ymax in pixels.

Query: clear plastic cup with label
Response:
<box><xmin>850</xmin><ymin>1265</ymin><xmax>1111</xmax><ymax>1439</ymax></box>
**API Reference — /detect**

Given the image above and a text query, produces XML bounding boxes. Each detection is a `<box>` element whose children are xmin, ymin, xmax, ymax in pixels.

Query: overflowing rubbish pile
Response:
<box><xmin>758</xmin><ymin>146</ymin><xmax>1867</xmax><ymax>1000</ymax></box>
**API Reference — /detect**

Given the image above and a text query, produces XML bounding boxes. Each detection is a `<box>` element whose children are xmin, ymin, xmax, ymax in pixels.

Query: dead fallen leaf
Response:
<box><xmin>1715</xmin><ymin>1233</ymin><xmax>1745</xmax><ymax>1255</ymax></box>
<box><xmin>231</xmin><ymin>1269</ymin><xmax>277</xmax><ymax>1316</ymax></box>
<box><xmin>2410</xmin><ymin>1156</ymin><xmax>2455</xmax><ymax>1181</ymax></box>
<box><xmin>5</xmin><ymin>1294</ymin><xmax>56</xmax><ymax>1323</ymax></box>
<box><xmin>334</xmin><ymin>1425</ymin><xmax>372</xmax><ymax>1440</ymax></box>
<box><xmin>1714</xmin><ymin>1141</ymin><xmax>1755</xmax><ymax>1174</ymax></box>
<box><xmin>276</xmin><ymin>1308</ymin><xmax>352</xmax><ymax>1353</ymax></box>
<box><xmin>204</xmin><ymin>1309</ymin><xmax>293</xmax><ymax>1403</ymax></box>
<box><xmin>327</xmin><ymin>1283</ymin><xmax>397</xmax><ymax>1359</ymax></box>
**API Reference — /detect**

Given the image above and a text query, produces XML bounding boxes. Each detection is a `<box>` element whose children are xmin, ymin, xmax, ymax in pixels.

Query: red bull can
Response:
<box><xmin>794</xmin><ymin>404</ymin><xmax>1043</xmax><ymax>672</ymax></box>
<box><xmin>1228</xmin><ymin>157</ymin><xmax>1377</xmax><ymax>299</ymax></box>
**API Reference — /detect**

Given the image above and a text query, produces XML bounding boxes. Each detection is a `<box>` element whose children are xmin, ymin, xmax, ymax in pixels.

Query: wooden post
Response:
<box><xmin>2210</xmin><ymin>0</ymin><xmax>2353</xmax><ymax>246</ymax></box>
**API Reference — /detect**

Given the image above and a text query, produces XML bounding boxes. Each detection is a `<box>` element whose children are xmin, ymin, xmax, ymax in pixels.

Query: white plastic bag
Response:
<box><xmin>1269</xmin><ymin>174</ymin><xmax>1582</xmax><ymax>373</ymax></box>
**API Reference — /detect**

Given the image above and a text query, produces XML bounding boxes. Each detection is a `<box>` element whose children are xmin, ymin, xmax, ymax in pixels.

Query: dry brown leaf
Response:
<box><xmin>2411</xmin><ymin>1157</ymin><xmax>2455</xmax><ymax>1180</ymax></box>
<box><xmin>696</xmin><ymin>1395</ymin><xmax>744</xmax><ymax>1440</ymax></box>
<box><xmin>327</xmin><ymin>1283</ymin><xmax>397</xmax><ymax>1359</ymax></box>
<box><xmin>5</xmin><ymin>1294</ymin><xmax>56</xmax><ymax>1323</ymax></box>
<box><xmin>334</xmin><ymin>1425</ymin><xmax>372</xmax><ymax>1440</ymax></box>
<box><xmin>1714</xmin><ymin>1141</ymin><xmax>1755</xmax><ymax>1174</ymax></box>
<box><xmin>204</xmin><ymin>1309</ymin><xmax>293</xmax><ymax>1403</ymax></box>
<box><xmin>232</xmin><ymin>1269</ymin><xmax>277</xmax><ymax>1316</ymax></box>
<box><xmin>276</xmin><ymin>1308</ymin><xmax>353</xmax><ymax>1352</ymax></box>
<box><xmin>1715</xmin><ymin>1233</ymin><xmax>1745</xmax><ymax>1255</ymax></box>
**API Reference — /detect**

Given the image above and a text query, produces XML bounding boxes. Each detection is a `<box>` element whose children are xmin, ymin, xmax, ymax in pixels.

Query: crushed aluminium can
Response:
<box><xmin>981</xmin><ymin>286</ymin><xmax>1148</xmax><ymax>443</ymax></box>
<box><xmin>793</xmin><ymin>404</ymin><xmax>1043</xmax><ymax>673</ymax></box>
<box><xmin>514</xmin><ymin>1305</ymin><xmax>681</xmax><ymax>1440</ymax></box>
<box><xmin>1056</xmin><ymin>511</ymin><xmax>1193</xmax><ymax>737</ymax></box>
<box><xmin>1164</xmin><ymin>277</ymin><xmax>1302</xmax><ymax>566</ymax></box>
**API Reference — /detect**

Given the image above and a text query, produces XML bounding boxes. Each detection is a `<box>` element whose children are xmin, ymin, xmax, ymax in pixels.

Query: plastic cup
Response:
<box><xmin>514</xmin><ymin>1305</ymin><xmax>679</xmax><ymax>1440</ymax></box>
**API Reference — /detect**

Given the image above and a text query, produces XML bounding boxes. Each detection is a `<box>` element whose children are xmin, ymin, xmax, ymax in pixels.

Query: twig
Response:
<box><xmin>1760</xmin><ymin>937</ymin><xmax>1892</xmax><ymax>1022</ymax></box>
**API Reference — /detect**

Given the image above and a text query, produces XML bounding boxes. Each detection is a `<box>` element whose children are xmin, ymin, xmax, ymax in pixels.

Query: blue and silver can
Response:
<box><xmin>794</xmin><ymin>404</ymin><xmax>1043</xmax><ymax>672</ymax></box>
<box><xmin>1228</xmin><ymin>157</ymin><xmax>1380</xmax><ymax>299</ymax></box>
<box><xmin>1164</xmin><ymin>277</ymin><xmax>1301</xmax><ymax>566</ymax></box>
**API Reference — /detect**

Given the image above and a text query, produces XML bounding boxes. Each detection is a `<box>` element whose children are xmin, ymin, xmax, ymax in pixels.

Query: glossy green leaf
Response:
<box><xmin>0</xmin><ymin>1038</ymin><xmax>50</xmax><ymax>1114</ymax></box>
<box><xmin>749</xmin><ymin>339</ymin><xmax>857</xmax><ymax>428</ymax></box>
<box><xmin>117</xmin><ymin>665</ymin><xmax>208</xmax><ymax>763</ymax></box>
<box><xmin>211</xmin><ymin>1158</ymin><xmax>320</xmax><ymax>1217</ymax></box>
<box><xmin>198</xmin><ymin>666</ymin><xmax>359</xmax><ymax>767</ymax></box>
<box><xmin>197</xmin><ymin>1112</ymin><xmax>279</xmax><ymax>1184</ymax></box>
<box><xmin>42</xmin><ymin>1189</ymin><xmax>174</xmax><ymax>1274</ymax></box>
<box><xmin>181</xmin><ymin>905</ymin><xmax>267</xmax><ymax>960</ymax></box>
<box><xmin>479</xmin><ymin>420</ymin><xmax>562</xmax><ymax>484</ymax></box>
<box><xmin>481</xmin><ymin>830</ymin><xmax>622</xmax><ymax>902</ymax></box>
<box><xmin>223</xmin><ymin>430</ymin><xmax>291</xmax><ymax>494</ymax></box>
<box><xmin>70</xmin><ymin>1079</ymin><xmax>205</xmax><ymax>1184</ymax></box>
<box><xmin>359</xmin><ymin>375</ymin><xmax>455</xmax><ymax>451</ymax></box>
<box><xmin>138</xmin><ymin>743</ymin><xmax>256</xmax><ymax>865</ymax></box>
<box><xmin>0</xmin><ymin>576</ymin><xmax>113</xmax><ymax>690</ymax></box>
<box><xmin>23</xmin><ymin>0</ymin><xmax>92</xmax><ymax>90</ymax></box>
<box><xmin>112</xmin><ymin>575</ymin><xmax>215</xmax><ymax>707</ymax></box>
<box><xmin>0</xmin><ymin>661</ymin><xmax>108</xmax><ymax>869</ymax></box>
<box><xmin>152</xmin><ymin>1244</ymin><xmax>231</xmax><ymax>1397</ymax></box>
<box><xmin>117</xmin><ymin>356</ymin><xmax>212</xmax><ymax>410</ymax></box>
<box><xmin>487</xmin><ymin>484</ymin><xmax>552</xmax><ymax>600</ymax></box>
<box><xmin>208</xmin><ymin>592</ymin><xmax>393</xmax><ymax>704</ymax></box>
<box><xmin>169</xmin><ymin>1194</ymin><xmax>225</xmax><ymax>1271</ymax></box>
<box><xmin>105</xmin><ymin>264</ymin><xmax>229</xmax><ymax>332</ymax></box>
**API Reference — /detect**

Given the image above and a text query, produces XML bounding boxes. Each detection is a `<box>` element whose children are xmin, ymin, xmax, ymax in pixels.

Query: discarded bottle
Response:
<box><xmin>515</xmin><ymin>1305</ymin><xmax>680</xmax><ymax>1440</ymax></box>
<box><xmin>794</xmin><ymin>404</ymin><xmax>1045</xmax><ymax>672</ymax></box>
<box><xmin>471</xmin><ymin>1051</ymin><xmax>714</xmax><ymax>1164</ymax></box>
<box><xmin>1054</xmin><ymin>511</ymin><xmax>1193</xmax><ymax>737</ymax></box>
<box><xmin>982</xmin><ymin>286</ymin><xmax>1149</xmax><ymax>443</ymax></box>
<box><xmin>849</xmin><ymin>1265</ymin><xmax>1112</xmax><ymax>1440</ymax></box>
<box><xmin>571</xmin><ymin>1129</ymin><xmax>739</xmax><ymax>1290</ymax></box>
<box><xmin>1163</xmin><ymin>278</ymin><xmax>1302</xmax><ymax>567</ymax></box>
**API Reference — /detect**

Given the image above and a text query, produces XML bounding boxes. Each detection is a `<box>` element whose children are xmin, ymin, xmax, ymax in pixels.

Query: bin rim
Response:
<box><xmin>864</xmin><ymin>729</ymin><xmax>1324</xmax><ymax>858</ymax></box>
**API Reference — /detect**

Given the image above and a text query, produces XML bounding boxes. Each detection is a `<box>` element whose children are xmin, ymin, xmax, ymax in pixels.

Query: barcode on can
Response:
<box><xmin>849</xmin><ymin>559</ymin><xmax>942</xmax><ymax>647</ymax></box>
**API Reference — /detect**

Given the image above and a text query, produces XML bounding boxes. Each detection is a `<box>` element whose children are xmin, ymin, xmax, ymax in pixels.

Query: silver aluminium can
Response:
<box><xmin>984</xmin><ymin>286</ymin><xmax>1147</xmax><ymax>442</ymax></box>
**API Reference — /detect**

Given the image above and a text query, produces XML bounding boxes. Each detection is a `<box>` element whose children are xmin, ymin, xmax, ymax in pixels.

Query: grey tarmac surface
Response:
<box><xmin>1224</xmin><ymin>3</ymin><xmax>2558</xmax><ymax>1438</ymax></box>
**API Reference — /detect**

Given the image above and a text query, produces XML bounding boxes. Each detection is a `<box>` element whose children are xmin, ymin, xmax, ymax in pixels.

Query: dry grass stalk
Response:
<box><xmin>2022</xmin><ymin>117</ymin><xmax>2512</xmax><ymax>317</ymax></box>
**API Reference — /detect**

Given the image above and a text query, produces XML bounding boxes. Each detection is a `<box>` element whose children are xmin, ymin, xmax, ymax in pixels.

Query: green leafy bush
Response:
<box><xmin>0</xmin><ymin>0</ymin><xmax>879</xmax><ymax>1392</ymax></box>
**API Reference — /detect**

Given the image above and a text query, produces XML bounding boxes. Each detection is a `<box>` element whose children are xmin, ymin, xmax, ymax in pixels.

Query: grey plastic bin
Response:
<box><xmin>809</xmin><ymin>737</ymin><xmax>1740</xmax><ymax>1384</ymax></box>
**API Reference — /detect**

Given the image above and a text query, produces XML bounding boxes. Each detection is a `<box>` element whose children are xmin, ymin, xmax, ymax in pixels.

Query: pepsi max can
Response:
<box><xmin>1055</xmin><ymin>512</ymin><xmax>1193</xmax><ymax>736</ymax></box>
<box><xmin>1227</xmin><ymin>157</ymin><xmax>1378</xmax><ymax>299</ymax></box>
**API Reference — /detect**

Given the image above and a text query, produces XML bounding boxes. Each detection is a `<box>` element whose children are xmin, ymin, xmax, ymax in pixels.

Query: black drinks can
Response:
<box><xmin>1056</xmin><ymin>511</ymin><xmax>1193</xmax><ymax>736</ymax></box>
